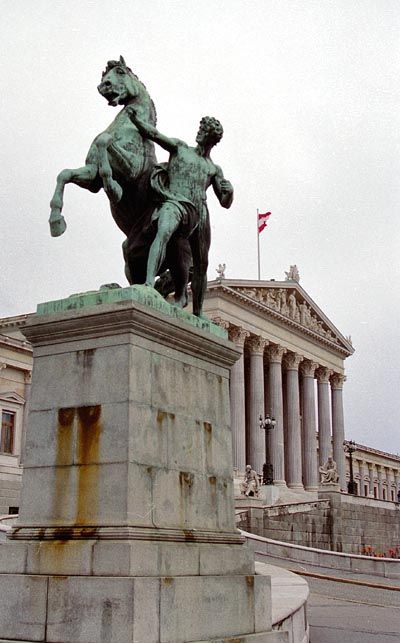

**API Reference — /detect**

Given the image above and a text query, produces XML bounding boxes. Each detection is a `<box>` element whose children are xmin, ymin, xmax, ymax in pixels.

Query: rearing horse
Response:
<box><xmin>49</xmin><ymin>57</ymin><xmax>158</xmax><ymax>283</ymax></box>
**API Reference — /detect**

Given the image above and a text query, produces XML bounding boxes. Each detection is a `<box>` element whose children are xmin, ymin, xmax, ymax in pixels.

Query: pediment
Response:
<box><xmin>0</xmin><ymin>391</ymin><xmax>25</xmax><ymax>405</ymax></box>
<box><xmin>207</xmin><ymin>279</ymin><xmax>354</xmax><ymax>355</ymax></box>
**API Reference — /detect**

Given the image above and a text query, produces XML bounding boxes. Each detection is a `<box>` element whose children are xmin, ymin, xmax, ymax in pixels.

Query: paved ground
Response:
<box><xmin>255</xmin><ymin>552</ymin><xmax>400</xmax><ymax>642</ymax></box>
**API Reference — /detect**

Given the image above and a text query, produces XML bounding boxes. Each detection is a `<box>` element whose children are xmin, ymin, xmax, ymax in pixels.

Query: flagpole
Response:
<box><xmin>257</xmin><ymin>208</ymin><xmax>260</xmax><ymax>280</ymax></box>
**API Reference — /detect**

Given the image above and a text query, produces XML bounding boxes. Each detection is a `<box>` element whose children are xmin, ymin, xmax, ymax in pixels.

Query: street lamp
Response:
<box><xmin>343</xmin><ymin>440</ymin><xmax>358</xmax><ymax>495</ymax></box>
<box><xmin>260</xmin><ymin>414</ymin><xmax>276</xmax><ymax>485</ymax></box>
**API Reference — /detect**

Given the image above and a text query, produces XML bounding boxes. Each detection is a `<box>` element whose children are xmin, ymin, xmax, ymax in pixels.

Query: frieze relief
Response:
<box><xmin>235</xmin><ymin>286</ymin><xmax>340</xmax><ymax>344</ymax></box>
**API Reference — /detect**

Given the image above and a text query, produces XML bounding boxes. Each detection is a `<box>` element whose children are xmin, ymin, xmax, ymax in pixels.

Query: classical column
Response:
<box><xmin>331</xmin><ymin>373</ymin><xmax>347</xmax><ymax>491</ymax></box>
<box><xmin>395</xmin><ymin>471</ymin><xmax>399</xmax><ymax>499</ymax></box>
<box><xmin>284</xmin><ymin>352</ymin><xmax>303</xmax><ymax>489</ymax></box>
<box><xmin>229</xmin><ymin>326</ymin><xmax>249</xmax><ymax>473</ymax></box>
<box><xmin>377</xmin><ymin>467</ymin><xmax>383</xmax><ymax>499</ymax></box>
<box><xmin>368</xmin><ymin>464</ymin><xmax>375</xmax><ymax>497</ymax></box>
<box><xmin>359</xmin><ymin>461</ymin><xmax>368</xmax><ymax>496</ymax></box>
<box><xmin>248</xmin><ymin>336</ymin><xmax>268</xmax><ymax>475</ymax></box>
<box><xmin>300</xmin><ymin>360</ymin><xmax>319</xmax><ymax>491</ymax></box>
<box><xmin>268</xmin><ymin>344</ymin><xmax>286</xmax><ymax>486</ymax></box>
<box><xmin>316</xmin><ymin>367</ymin><xmax>332</xmax><ymax>466</ymax></box>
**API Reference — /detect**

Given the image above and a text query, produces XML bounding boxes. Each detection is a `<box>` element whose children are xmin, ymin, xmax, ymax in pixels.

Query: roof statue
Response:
<box><xmin>216</xmin><ymin>263</ymin><xmax>226</xmax><ymax>279</ymax></box>
<box><xmin>285</xmin><ymin>265</ymin><xmax>300</xmax><ymax>282</ymax></box>
<box><xmin>48</xmin><ymin>56</ymin><xmax>233</xmax><ymax>317</ymax></box>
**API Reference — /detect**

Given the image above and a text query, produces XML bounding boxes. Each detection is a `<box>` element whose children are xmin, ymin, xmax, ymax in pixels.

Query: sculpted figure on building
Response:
<box><xmin>319</xmin><ymin>456</ymin><xmax>339</xmax><ymax>484</ymax></box>
<box><xmin>241</xmin><ymin>465</ymin><xmax>260</xmax><ymax>497</ymax></box>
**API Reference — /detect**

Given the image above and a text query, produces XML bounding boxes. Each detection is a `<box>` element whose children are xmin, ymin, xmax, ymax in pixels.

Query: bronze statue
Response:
<box><xmin>127</xmin><ymin>107</ymin><xmax>233</xmax><ymax>315</ymax></box>
<box><xmin>49</xmin><ymin>57</ymin><xmax>233</xmax><ymax>316</ymax></box>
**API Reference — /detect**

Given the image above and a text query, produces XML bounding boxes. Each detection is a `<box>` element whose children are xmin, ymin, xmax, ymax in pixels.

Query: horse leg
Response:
<box><xmin>49</xmin><ymin>164</ymin><xmax>98</xmax><ymax>237</ymax></box>
<box><xmin>96</xmin><ymin>134</ymin><xmax>123</xmax><ymax>204</ymax></box>
<box><xmin>122</xmin><ymin>238</ymin><xmax>133</xmax><ymax>284</ymax></box>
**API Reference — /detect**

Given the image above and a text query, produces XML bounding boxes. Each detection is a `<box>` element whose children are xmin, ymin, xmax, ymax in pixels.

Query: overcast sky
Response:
<box><xmin>1</xmin><ymin>1</ymin><xmax>399</xmax><ymax>453</ymax></box>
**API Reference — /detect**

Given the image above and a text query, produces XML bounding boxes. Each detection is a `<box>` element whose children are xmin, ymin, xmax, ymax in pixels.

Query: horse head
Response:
<box><xmin>97</xmin><ymin>56</ymin><xmax>156</xmax><ymax>123</ymax></box>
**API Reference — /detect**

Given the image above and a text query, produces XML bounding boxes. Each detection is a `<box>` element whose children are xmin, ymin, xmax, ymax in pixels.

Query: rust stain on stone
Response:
<box><xmin>76</xmin><ymin>405</ymin><xmax>102</xmax><ymax>526</ymax></box>
<box><xmin>246</xmin><ymin>575</ymin><xmax>254</xmax><ymax>588</ymax></box>
<box><xmin>54</xmin><ymin>407</ymin><xmax>75</xmax><ymax>524</ymax></box>
<box><xmin>162</xmin><ymin>577</ymin><xmax>174</xmax><ymax>586</ymax></box>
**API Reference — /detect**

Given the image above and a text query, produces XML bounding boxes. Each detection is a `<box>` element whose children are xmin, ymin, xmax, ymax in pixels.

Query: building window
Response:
<box><xmin>364</xmin><ymin>484</ymin><xmax>368</xmax><ymax>496</ymax></box>
<box><xmin>373</xmin><ymin>487</ymin><xmax>377</xmax><ymax>498</ymax></box>
<box><xmin>1</xmin><ymin>411</ymin><xmax>15</xmax><ymax>454</ymax></box>
<box><xmin>383</xmin><ymin>488</ymin><xmax>387</xmax><ymax>501</ymax></box>
<box><xmin>391</xmin><ymin>490</ymin><xmax>395</xmax><ymax>502</ymax></box>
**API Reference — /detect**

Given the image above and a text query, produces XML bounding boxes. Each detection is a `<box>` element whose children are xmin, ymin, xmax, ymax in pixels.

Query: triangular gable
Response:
<box><xmin>207</xmin><ymin>279</ymin><xmax>354</xmax><ymax>355</ymax></box>
<box><xmin>0</xmin><ymin>391</ymin><xmax>25</xmax><ymax>405</ymax></box>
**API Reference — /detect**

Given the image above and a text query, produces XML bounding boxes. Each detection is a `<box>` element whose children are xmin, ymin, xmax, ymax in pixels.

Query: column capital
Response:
<box><xmin>300</xmin><ymin>360</ymin><xmax>319</xmax><ymax>378</ymax></box>
<box><xmin>268</xmin><ymin>344</ymin><xmax>286</xmax><ymax>364</ymax></box>
<box><xmin>229</xmin><ymin>326</ymin><xmax>250</xmax><ymax>348</ymax></box>
<box><xmin>331</xmin><ymin>373</ymin><xmax>346</xmax><ymax>390</ymax></box>
<box><xmin>210</xmin><ymin>316</ymin><xmax>230</xmax><ymax>331</ymax></box>
<box><xmin>248</xmin><ymin>335</ymin><xmax>268</xmax><ymax>355</ymax></box>
<box><xmin>283</xmin><ymin>352</ymin><xmax>303</xmax><ymax>371</ymax></box>
<box><xmin>316</xmin><ymin>366</ymin><xmax>333</xmax><ymax>384</ymax></box>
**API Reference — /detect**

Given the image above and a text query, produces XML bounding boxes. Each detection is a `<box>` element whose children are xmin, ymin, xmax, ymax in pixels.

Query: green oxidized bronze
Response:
<box><xmin>49</xmin><ymin>56</ymin><xmax>233</xmax><ymax>316</ymax></box>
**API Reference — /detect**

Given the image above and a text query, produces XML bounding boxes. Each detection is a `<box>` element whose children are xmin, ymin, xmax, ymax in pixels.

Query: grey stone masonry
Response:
<box><xmin>0</xmin><ymin>294</ymin><xmax>279</xmax><ymax>643</ymax></box>
<box><xmin>238</xmin><ymin>491</ymin><xmax>400</xmax><ymax>555</ymax></box>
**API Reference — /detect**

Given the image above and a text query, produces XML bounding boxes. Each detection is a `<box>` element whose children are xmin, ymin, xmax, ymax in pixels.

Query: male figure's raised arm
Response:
<box><xmin>126</xmin><ymin>105</ymin><xmax>179</xmax><ymax>153</ymax></box>
<box><xmin>212</xmin><ymin>165</ymin><xmax>234</xmax><ymax>208</ymax></box>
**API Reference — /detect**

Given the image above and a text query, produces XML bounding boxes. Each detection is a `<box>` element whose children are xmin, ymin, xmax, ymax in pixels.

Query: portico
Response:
<box><xmin>204</xmin><ymin>276</ymin><xmax>354</xmax><ymax>492</ymax></box>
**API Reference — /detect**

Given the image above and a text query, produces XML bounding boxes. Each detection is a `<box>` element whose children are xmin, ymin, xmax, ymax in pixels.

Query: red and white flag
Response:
<box><xmin>258</xmin><ymin>211</ymin><xmax>271</xmax><ymax>234</ymax></box>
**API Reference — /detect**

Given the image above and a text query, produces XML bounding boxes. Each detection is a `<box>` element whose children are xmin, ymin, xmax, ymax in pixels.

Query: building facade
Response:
<box><xmin>203</xmin><ymin>276</ymin><xmax>354</xmax><ymax>492</ymax></box>
<box><xmin>0</xmin><ymin>277</ymin><xmax>399</xmax><ymax>511</ymax></box>
<box><xmin>0</xmin><ymin>314</ymin><xmax>32</xmax><ymax>515</ymax></box>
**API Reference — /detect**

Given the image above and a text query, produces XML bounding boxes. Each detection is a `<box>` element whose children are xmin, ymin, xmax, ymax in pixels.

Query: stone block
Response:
<box><xmin>25</xmin><ymin>401</ymin><xmax>130</xmax><ymax>469</ymax></box>
<box><xmin>159</xmin><ymin>542</ymin><xmax>200</xmax><ymax>576</ymax></box>
<box><xmin>0</xmin><ymin>542</ymin><xmax>27</xmax><ymax>573</ymax></box>
<box><xmin>159</xmin><ymin>575</ymin><xmax>256</xmax><ymax>642</ymax></box>
<box><xmin>93</xmin><ymin>540</ymin><xmax>159</xmax><ymax>576</ymax></box>
<box><xmin>47</xmin><ymin>576</ymin><xmax>135</xmax><ymax>643</ymax></box>
<box><xmin>26</xmin><ymin>540</ymin><xmax>94</xmax><ymax>575</ymax></box>
<box><xmin>199</xmin><ymin>544</ymin><xmax>254</xmax><ymax>576</ymax></box>
<box><xmin>254</xmin><ymin>574</ymin><xmax>272</xmax><ymax>632</ymax></box>
<box><xmin>132</xmin><ymin>577</ymin><xmax>160</xmax><ymax>642</ymax></box>
<box><xmin>30</xmin><ymin>344</ymin><xmax>133</xmax><ymax>411</ymax></box>
<box><xmin>0</xmin><ymin>574</ymin><xmax>47</xmax><ymax>641</ymax></box>
<box><xmin>128</xmin><ymin>403</ymin><xmax>169</xmax><ymax>468</ymax></box>
<box><xmin>127</xmin><ymin>461</ymin><xmax>155</xmax><ymax>527</ymax></box>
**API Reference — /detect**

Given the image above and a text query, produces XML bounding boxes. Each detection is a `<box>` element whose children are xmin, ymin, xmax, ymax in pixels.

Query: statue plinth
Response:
<box><xmin>0</xmin><ymin>290</ymin><xmax>278</xmax><ymax>642</ymax></box>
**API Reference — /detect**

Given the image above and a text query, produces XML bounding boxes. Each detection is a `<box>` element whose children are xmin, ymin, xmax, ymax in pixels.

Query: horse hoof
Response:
<box><xmin>49</xmin><ymin>213</ymin><xmax>67</xmax><ymax>237</ymax></box>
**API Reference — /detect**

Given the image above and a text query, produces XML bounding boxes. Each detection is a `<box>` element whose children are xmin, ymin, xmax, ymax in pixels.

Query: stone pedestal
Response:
<box><xmin>0</xmin><ymin>287</ymin><xmax>280</xmax><ymax>643</ymax></box>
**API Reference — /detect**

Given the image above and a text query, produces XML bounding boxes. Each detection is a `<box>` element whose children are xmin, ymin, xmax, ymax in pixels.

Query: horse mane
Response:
<box><xmin>102</xmin><ymin>56</ymin><xmax>157</xmax><ymax>124</ymax></box>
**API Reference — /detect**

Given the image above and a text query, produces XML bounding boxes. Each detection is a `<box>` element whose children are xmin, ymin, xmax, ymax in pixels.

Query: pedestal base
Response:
<box><xmin>0</xmin><ymin>290</ymin><xmax>280</xmax><ymax>642</ymax></box>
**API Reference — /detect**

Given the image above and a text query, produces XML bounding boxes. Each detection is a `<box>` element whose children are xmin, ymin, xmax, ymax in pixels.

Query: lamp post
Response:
<box><xmin>260</xmin><ymin>414</ymin><xmax>276</xmax><ymax>485</ymax></box>
<box><xmin>343</xmin><ymin>440</ymin><xmax>357</xmax><ymax>495</ymax></box>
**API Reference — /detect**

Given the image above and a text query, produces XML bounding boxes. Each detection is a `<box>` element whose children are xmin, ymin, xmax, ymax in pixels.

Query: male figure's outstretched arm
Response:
<box><xmin>212</xmin><ymin>165</ymin><xmax>234</xmax><ymax>208</ymax></box>
<box><xmin>126</xmin><ymin>105</ymin><xmax>180</xmax><ymax>153</ymax></box>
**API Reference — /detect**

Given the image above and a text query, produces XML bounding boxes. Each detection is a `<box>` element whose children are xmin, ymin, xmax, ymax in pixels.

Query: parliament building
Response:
<box><xmin>0</xmin><ymin>271</ymin><xmax>399</xmax><ymax>515</ymax></box>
